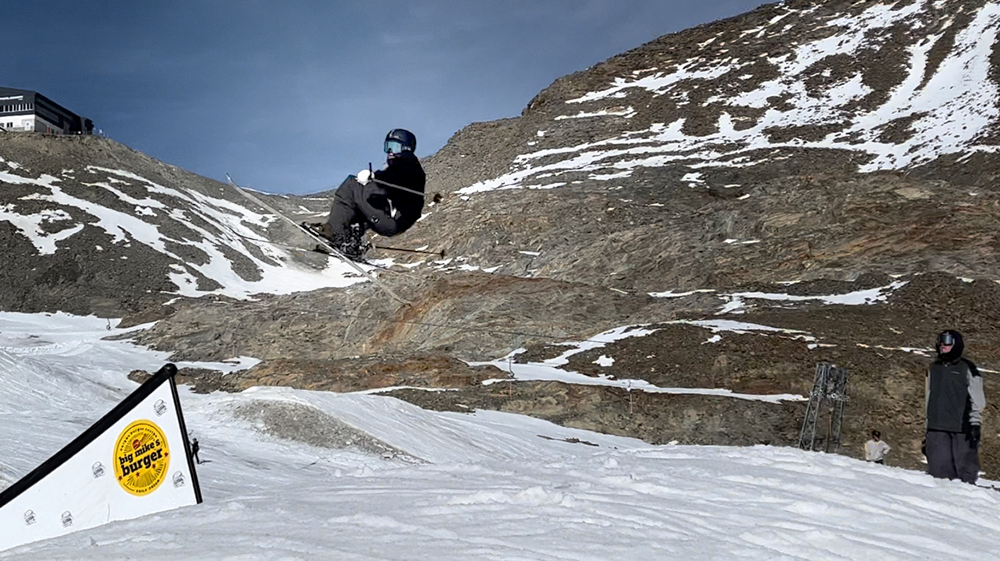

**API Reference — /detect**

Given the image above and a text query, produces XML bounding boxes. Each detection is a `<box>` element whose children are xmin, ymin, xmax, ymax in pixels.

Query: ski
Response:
<box><xmin>976</xmin><ymin>482</ymin><xmax>1000</xmax><ymax>493</ymax></box>
<box><xmin>373</xmin><ymin>244</ymin><xmax>445</xmax><ymax>258</ymax></box>
<box><xmin>225</xmin><ymin>174</ymin><xmax>411</xmax><ymax>305</ymax></box>
<box><xmin>305</xmin><ymin>241</ymin><xmax>407</xmax><ymax>274</ymax></box>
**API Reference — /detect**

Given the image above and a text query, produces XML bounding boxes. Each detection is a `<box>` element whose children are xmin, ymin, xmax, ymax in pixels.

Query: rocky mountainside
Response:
<box><xmin>411</xmin><ymin>0</ymin><xmax>1000</xmax><ymax>291</ymax></box>
<box><xmin>5</xmin><ymin>0</ymin><xmax>1000</xmax><ymax>477</ymax></box>
<box><xmin>0</xmin><ymin>133</ymin><xmax>344</xmax><ymax>317</ymax></box>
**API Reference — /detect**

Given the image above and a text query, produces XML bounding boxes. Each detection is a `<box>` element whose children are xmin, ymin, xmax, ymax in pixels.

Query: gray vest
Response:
<box><xmin>927</xmin><ymin>360</ymin><xmax>971</xmax><ymax>432</ymax></box>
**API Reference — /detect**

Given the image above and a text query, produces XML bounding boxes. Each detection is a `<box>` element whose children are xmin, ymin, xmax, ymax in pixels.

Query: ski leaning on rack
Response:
<box><xmin>225</xmin><ymin>174</ymin><xmax>411</xmax><ymax>305</ymax></box>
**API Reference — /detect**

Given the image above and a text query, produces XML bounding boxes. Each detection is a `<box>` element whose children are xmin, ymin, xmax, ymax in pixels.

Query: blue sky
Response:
<box><xmin>2</xmin><ymin>1</ymin><xmax>771</xmax><ymax>194</ymax></box>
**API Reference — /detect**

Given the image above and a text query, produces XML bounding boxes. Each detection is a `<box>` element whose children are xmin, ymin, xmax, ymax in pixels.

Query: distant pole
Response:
<box><xmin>799</xmin><ymin>362</ymin><xmax>849</xmax><ymax>452</ymax></box>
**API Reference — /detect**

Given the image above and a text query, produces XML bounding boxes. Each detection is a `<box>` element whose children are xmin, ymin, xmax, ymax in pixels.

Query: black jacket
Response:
<box><xmin>359</xmin><ymin>152</ymin><xmax>426</xmax><ymax>237</ymax></box>
<box><xmin>926</xmin><ymin>331</ymin><xmax>986</xmax><ymax>432</ymax></box>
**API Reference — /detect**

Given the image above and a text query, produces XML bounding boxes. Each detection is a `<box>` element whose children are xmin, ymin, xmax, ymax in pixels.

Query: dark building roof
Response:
<box><xmin>0</xmin><ymin>87</ymin><xmax>93</xmax><ymax>134</ymax></box>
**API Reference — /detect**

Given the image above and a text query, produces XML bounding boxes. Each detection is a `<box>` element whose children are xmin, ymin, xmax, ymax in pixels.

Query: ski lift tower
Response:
<box><xmin>798</xmin><ymin>362</ymin><xmax>849</xmax><ymax>453</ymax></box>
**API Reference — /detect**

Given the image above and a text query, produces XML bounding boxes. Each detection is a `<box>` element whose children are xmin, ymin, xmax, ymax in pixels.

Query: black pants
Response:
<box><xmin>324</xmin><ymin>176</ymin><xmax>368</xmax><ymax>247</ymax></box>
<box><xmin>324</xmin><ymin>175</ymin><xmax>410</xmax><ymax>244</ymax></box>
<box><xmin>926</xmin><ymin>429</ymin><xmax>980</xmax><ymax>484</ymax></box>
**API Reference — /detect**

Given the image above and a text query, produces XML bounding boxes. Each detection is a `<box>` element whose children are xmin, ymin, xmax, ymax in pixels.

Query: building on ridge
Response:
<box><xmin>0</xmin><ymin>87</ymin><xmax>93</xmax><ymax>134</ymax></box>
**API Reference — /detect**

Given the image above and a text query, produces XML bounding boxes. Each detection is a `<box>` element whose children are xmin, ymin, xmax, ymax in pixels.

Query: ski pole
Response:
<box><xmin>371</xmin><ymin>178</ymin><xmax>426</xmax><ymax>197</ymax></box>
<box><xmin>373</xmin><ymin>245</ymin><xmax>445</xmax><ymax>258</ymax></box>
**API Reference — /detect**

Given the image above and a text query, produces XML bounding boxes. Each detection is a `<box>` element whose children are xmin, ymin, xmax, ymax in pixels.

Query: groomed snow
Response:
<box><xmin>1</xmin><ymin>312</ymin><xmax>998</xmax><ymax>559</ymax></box>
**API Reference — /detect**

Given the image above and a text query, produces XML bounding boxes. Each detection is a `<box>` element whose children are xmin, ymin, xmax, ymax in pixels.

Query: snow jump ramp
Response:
<box><xmin>0</xmin><ymin>364</ymin><xmax>201</xmax><ymax>551</ymax></box>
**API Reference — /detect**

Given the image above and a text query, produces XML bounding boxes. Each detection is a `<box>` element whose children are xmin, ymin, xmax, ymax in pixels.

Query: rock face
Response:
<box><xmin>407</xmin><ymin>0</ymin><xmax>1000</xmax><ymax>292</ymax></box>
<box><xmin>5</xmin><ymin>0</ymin><xmax>1000</xmax><ymax>477</ymax></box>
<box><xmin>0</xmin><ymin>133</ymin><xmax>335</xmax><ymax>317</ymax></box>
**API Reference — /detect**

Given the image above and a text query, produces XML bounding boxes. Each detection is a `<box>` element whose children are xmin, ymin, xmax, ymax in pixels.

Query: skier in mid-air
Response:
<box><xmin>304</xmin><ymin>128</ymin><xmax>425</xmax><ymax>260</ymax></box>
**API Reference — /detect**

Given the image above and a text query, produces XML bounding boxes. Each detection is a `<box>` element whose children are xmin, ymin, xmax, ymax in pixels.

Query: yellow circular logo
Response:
<box><xmin>114</xmin><ymin>420</ymin><xmax>170</xmax><ymax>496</ymax></box>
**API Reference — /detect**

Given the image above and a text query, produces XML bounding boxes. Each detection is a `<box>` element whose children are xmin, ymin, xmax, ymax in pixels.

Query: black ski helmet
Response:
<box><xmin>385</xmin><ymin>128</ymin><xmax>416</xmax><ymax>154</ymax></box>
<box><xmin>935</xmin><ymin>329</ymin><xmax>964</xmax><ymax>362</ymax></box>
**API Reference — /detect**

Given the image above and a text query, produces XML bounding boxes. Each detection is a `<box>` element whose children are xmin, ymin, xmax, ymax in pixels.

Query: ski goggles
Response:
<box><xmin>937</xmin><ymin>332</ymin><xmax>955</xmax><ymax>346</ymax></box>
<box><xmin>384</xmin><ymin>139</ymin><xmax>408</xmax><ymax>154</ymax></box>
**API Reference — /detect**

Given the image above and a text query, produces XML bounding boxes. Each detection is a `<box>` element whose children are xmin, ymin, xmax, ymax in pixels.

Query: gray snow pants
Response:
<box><xmin>925</xmin><ymin>429</ymin><xmax>980</xmax><ymax>484</ymax></box>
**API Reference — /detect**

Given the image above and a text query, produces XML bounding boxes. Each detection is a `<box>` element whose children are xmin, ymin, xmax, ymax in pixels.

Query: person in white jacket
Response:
<box><xmin>864</xmin><ymin>430</ymin><xmax>891</xmax><ymax>464</ymax></box>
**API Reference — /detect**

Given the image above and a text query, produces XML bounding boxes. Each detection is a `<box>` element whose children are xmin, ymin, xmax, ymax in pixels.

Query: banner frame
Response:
<box><xmin>0</xmin><ymin>363</ymin><xmax>202</xmax><ymax>509</ymax></box>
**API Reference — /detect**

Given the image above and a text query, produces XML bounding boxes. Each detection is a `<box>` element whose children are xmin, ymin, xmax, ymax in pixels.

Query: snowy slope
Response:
<box><xmin>1</xmin><ymin>312</ymin><xmax>999</xmax><ymax>560</ymax></box>
<box><xmin>0</xmin><ymin>159</ymin><xmax>361</xmax><ymax>302</ymax></box>
<box><xmin>460</xmin><ymin>1</ymin><xmax>1000</xmax><ymax>194</ymax></box>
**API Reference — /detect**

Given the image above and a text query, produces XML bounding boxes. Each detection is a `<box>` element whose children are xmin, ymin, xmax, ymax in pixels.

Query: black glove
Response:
<box><xmin>921</xmin><ymin>438</ymin><xmax>926</xmax><ymax>456</ymax></box>
<box><xmin>969</xmin><ymin>425</ymin><xmax>981</xmax><ymax>449</ymax></box>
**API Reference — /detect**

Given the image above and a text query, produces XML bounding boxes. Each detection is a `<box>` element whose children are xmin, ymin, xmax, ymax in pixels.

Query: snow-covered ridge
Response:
<box><xmin>474</xmin><ymin>320</ymin><xmax>811</xmax><ymax>403</ymax></box>
<box><xmin>0</xmin><ymin>160</ymin><xmax>361</xmax><ymax>299</ymax></box>
<box><xmin>460</xmin><ymin>1</ymin><xmax>1000</xmax><ymax>194</ymax></box>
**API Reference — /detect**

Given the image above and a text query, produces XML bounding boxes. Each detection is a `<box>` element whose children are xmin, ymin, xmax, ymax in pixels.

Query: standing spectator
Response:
<box><xmin>925</xmin><ymin>330</ymin><xmax>986</xmax><ymax>484</ymax></box>
<box><xmin>864</xmin><ymin>430</ymin><xmax>891</xmax><ymax>464</ymax></box>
